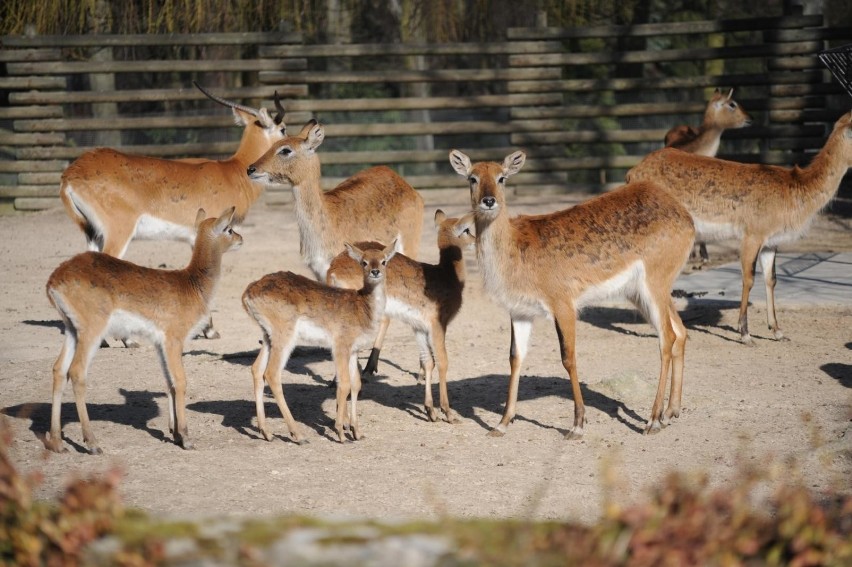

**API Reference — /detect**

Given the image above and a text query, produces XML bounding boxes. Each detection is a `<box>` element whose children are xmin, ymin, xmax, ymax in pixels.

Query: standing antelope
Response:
<box><xmin>450</xmin><ymin>150</ymin><xmax>694</xmax><ymax>437</ymax></box>
<box><xmin>326</xmin><ymin>210</ymin><xmax>476</xmax><ymax>423</ymax></box>
<box><xmin>243</xmin><ymin>240</ymin><xmax>398</xmax><ymax>444</ymax></box>
<box><xmin>664</xmin><ymin>88</ymin><xmax>752</xmax><ymax>262</ymax></box>
<box><xmin>45</xmin><ymin>208</ymin><xmax>243</xmax><ymax>454</ymax></box>
<box><xmin>664</xmin><ymin>88</ymin><xmax>752</xmax><ymax>157</ymax></box>
<box><xmin>60</xmin><ymin>82</ymin><xmax>284</xmax><ymax>259</ymax></box>
<box><xmin>628</xmin><ymin>110</ymin><xmax>852</xmax><ymax>345</ymax></box>
<box><xmin>247</xmin><ymin>120</ymin><xmax>424</xmax><ymax>375</ymax></box>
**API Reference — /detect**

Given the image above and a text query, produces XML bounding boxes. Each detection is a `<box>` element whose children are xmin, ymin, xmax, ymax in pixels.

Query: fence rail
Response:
<box><xmin>1</xmin><ymin>14</ymin><xmax>848</xmax><ymax>210</ymax></box>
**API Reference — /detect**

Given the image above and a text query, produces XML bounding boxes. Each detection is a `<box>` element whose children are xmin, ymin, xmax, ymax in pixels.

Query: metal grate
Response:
<box><xmin>819</xmin><ymin>43</ymin><xmax>852</xmax><ymax>98</ymax></box>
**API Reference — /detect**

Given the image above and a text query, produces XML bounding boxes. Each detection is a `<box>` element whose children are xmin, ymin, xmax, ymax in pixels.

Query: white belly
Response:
<box><xmin>134</xmin><ymin>215</ymin><xmax>196</xmax><ymax>244</ymax></box>
<box><xmin>692</xmin><ymin>218</ymin><xmax>742</xmax><ymax>243</ymax></box>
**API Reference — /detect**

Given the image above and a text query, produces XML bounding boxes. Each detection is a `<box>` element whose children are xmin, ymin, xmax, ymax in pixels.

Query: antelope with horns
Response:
<box><xmin>664</xmin><ymin>88</ymin><xmax>752</xmax><ymax>157</ymax></box>
<box><xmin>247</xmin><ymin>120</ymin><xmax>424</xmax><ymax>375</ymax></box>
<box><xmin>243</xmin><ymin>240</ymin><xmax>399</xmax><ymax>443</ymax></box>
<box><xmin>450</xmin><ymin>150</ymin><xmax>694</xmax><ymax>437</ymax></box>
<box><xmin>326</xmin><ymin>210</ymin><xmax>476</xmax><ymax>423</ymax></box>
<box><xmin>45</xmin><ymin>208</ymin><xmax>243</xmax><ymax>454</ymax></box>
<box><xmin>664</xmin><ymin>87</ymin><xmax>752</xmax><ymax>262</ymax></box>
<box><xmin>628</xmin><ymin>110</ymin><xmax>852</xmax><ymax>345</ymax></box>
<box><xmin>60</xmin><ymin>82</ymin><xmax>284</xmax><ymax>260</ymax></box>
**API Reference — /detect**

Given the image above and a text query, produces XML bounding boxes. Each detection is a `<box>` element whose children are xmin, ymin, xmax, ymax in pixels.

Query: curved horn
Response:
<box><xmin>193</xmin><ymin>81</ymin><xmax>259</xmax><ymax>117</ymax></box>
<box><xmin>272</xmin><ymin>90</ymin><xmax>286</xmax><ymax>126</ymax></box>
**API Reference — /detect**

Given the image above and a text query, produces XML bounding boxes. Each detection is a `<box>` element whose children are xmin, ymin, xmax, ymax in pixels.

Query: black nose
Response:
<box><xmin>246</xmin><ymin>165</ymin><xmax>256</xmax><ymax>176</ymax></box>
<box><xmin>482</xmin><ymin>196</ymin><xmax>496</xmax><ymax>208</ymax></box>
<box><xmin>370</xmin><ymin>269</ymin><xmax>380</xmax><ymax>278</ymax></box>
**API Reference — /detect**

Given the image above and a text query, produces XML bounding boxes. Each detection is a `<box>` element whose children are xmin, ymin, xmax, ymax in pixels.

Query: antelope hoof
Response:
<box><xmin>426</xmin><ymin>406</ymin><xmax>439</xmax><ymax>422</ymax></box>
<box><xmin>260</xmin><ymin>428</ymin><xmax>273</xmax><ymax>442</ymax></box>
<box><xmin>643</xmin><ymin>420</ymin><xmax>662</xmax><ymax>435</ymax></box>
<box><xmin>86</xmin><ymin>445</ymin><xmax>104</xmax><ymax>455</ymax></box>
<box><xmin>176</xmin><ymin>436</ymin><xmax>196</xmax><ymax>450</ymax></box>
<box><xmin>122</xmin><ymin>339</ymin><xmax>141</xmax><ymax>348</ymax></box>
<box><xmin>564</xmin><ymin>427</ymin><xmax>584</xmax><ymax>441</ymax></box>
<box><xmin>45</xmin><ymin>434</ymin><xmax>64</xmax><ymax>453</ymax></box>
<box><xmin>444</xmin><ymin>410</ymin><xmax>461</xmax><ymax>424</ymax></box>
<box><xmin>335</xmin><ymin>427</ymin><xmax>346</xmax><ymax>443</ymax></box>
<box><xmin>773</xmin><ymin>330</ymin><xmax>789</xmax><ymax>342</ymax></box>
<box><xmin>295</xmin><ymin>436</ymin><xmax>309</xmax><ymax>445</ymax></box>
<box><xmin>740</xmin><ymin>334</ymin><xmax>756</xmax><ymax>347</ymax></box>
<box><xmin>487</xmin><ymin>425</ymin><xmax>506</xmax><ymax>437</ymax></box>
<box><xmin>202</xmin><ymin>328</ymin><xmax>221</xmax><ymax>340</ymax></box>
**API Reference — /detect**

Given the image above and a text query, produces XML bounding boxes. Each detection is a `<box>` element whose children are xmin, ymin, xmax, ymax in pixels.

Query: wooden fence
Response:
<box><xmin>1</xmin><ymin>13</ymin><xmax>849</xmax><ymax>211</ymax></box>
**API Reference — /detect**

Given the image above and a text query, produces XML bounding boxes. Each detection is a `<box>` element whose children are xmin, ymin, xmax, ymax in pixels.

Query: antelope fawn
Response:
<box><xmin>450</xmin><ymin>150</ymin><xmax>694</xmax><ymax>437</ymax></box>
<box><xmin>243</xmin><ymin>240</ymin><xmax>398</xmax><ymax>443</ymax></box>
<box><xmin>628</xmin><ymin>110</ymin><xmax>852</xmax><ymax>344</ymax></box>
<box><xmin>45</xmin><ymin>208</ymin><xmax>242</xmax><ymax>454</ymax></box>
<box><xmin>326</xmin><ymin>210</ymin><xmax>476</xmax><ymax>423</ymax></box>
<box><xmin>247</xmin><ymin>120</ymin><xmax>424</xmax><ymax>376</ymax></box>
<box><xmin>665</xmin><ymin>88</ymin><xmax>752</xmax><ymax>262</ymax></box>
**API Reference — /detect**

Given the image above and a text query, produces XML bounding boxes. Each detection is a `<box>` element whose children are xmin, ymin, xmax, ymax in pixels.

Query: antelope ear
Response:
<box><xmin>502</xmin><ymin>151</ymin><xmax>526</xmax><ymax>177</ymax></box>
<box><xmin>195</xmin><ymin>208</ymin><xmax>207</xmax><ymax>229</ymax></box>
<box><xmin>306</xmin><ymin>122</ymin><xmax>325</xmax><ymax>151</ymax></box>
<box><xmin>727</xmin><ymin>88</ymin><xmax>734</xmax><ymax>100</ymax></box>
<box><xmin>344</xmin><ymin>242</ymin><xmax>362</xmax><ymax>262</ymax></box>
<box><xmin>449</xmin><ymin>150</ymin><xmax>472</xmax><ymax>177</ymax></box>
<box><xmin>214</xmin><ymin>206</ymin><xmax>236</xmax><ymax>232</ymax></box>
<box><xmin>383</xmin><ymin>238</ymin><xmax>400</xmax><ymax>261</ymax></box>
<box><xmin>434</xmin><ymin>209</ymin><xmax>447</xmax><ymax>226</ymax></box>
<box><xmin>297</xmin><ymin>118</ymin><xmax>318</xmax><ymax>139</ymax></box>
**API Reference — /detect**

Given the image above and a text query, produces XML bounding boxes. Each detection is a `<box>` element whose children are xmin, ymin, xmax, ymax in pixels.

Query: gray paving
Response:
<box><xmin>674</xmin><ymin>252</ymin><xmax>852</xmax><ymax>307</ymax></box>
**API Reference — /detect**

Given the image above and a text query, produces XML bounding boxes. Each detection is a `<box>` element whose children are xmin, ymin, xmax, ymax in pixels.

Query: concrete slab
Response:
<box><xmin>674</xmin><ymin>252</ymin><xmax>852</xmax><ymax>307</ymax></box>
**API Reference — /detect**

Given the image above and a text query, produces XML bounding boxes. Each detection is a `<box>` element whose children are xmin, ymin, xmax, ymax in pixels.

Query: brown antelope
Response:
<box><xmin>60</xmin><ymin>83</ymin><xmax>284</xmax><ymax>259</ymax></box>
<box><xmin>326</xmin><ymin>210</ymin><xmax>476</xmax><ymax>423</ymax></box>
<box><xmin>450</xmin><ymin>150</ymin><xmax>694</xmax><ymax>437</ymax></box>
<box><xmin>628</xmin><ymin>110</ymin><xmax>852</xmax><ymax>345</ymax></box>
<box><xmin>665</xmin><ymin>88</ymin><xmax>752</xmax><ymax>262</ymax></box>
<box><xmin>246</xmin><ymin>120</ymin><xmax>424</xmax><ymax>375</ymax></box>
<box><xmin>45</xmin><ymin>208</ymin><xmax>243</xmax><ymax>454</ymax></box>
<box><xmin>243</xmin><ymin>240</ymin><xmax>398</xmax><ymax>443</ymax></box>
<box><xmin>664</xmin><ymin>88</ymin><xmax>752</xmax><ymax>157</ymax></box>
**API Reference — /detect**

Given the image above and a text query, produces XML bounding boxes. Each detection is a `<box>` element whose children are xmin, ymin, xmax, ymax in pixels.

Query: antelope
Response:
<box><xmin>326</xmin><ymin>210</ymin><xmax>476</xmax><ymax>423</ymax></box>
<box><xmin>60</xmin><ymin>82</ymin><xmax>284</xmax><ymax>259</ymax></box>
<box><xmin>450</xmin><ymin>150</ymin><xmax>694</xmax><ymax>437</ymax></box>
<box><xmin>664</xmin><ymin>88</ymin><xmax>752</xmax><ymax>157</ymax></box>
<box><xmin>45</xmin><ymin>207</ymin><xmax>243</xmax><ymax>454</ymax></box>
<box><xmin>665</xmin><ymin>88</ymin><xmax>752</xmax><ymax>262</ymax></box>
<box><xmin>627</xmin><ymin>110</ymin><xmax>852</xmax><ymax>345</ymax></box>
<box><xmin>247</xmin><ymin>120</ymin><xmax>424</xmax><ymax>375</ymax></box>
<box><xmin>243</xmin><ymin>240</ymin><xmax>399</xmax><ymax>443</ymax></box>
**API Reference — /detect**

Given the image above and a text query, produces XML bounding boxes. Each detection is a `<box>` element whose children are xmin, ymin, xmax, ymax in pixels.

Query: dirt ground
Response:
<box><xmin>1</xmin><ymin>191</ymin><xmax>850</xmax><ymax>524</ymax></box>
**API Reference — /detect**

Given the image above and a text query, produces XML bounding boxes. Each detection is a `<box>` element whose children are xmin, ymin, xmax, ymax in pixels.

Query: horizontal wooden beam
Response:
<box><xmin>0</xmin><ymin>31</ymin><xmax>302</xmax><ymax>48</ymax></box>
<box><xmin>260</xmin><ymin>67</ymin><xmax>562</xmax><ymax>84</ymax></box>
<box><xmin>259</xmin><ymin>41</ymin><xmax>563</xmax><ymax>58</ymax></box>
<box><xmin>8</xmin><ymin>58</ymin><xmax>307</xmax><ymax>75</ymax></box>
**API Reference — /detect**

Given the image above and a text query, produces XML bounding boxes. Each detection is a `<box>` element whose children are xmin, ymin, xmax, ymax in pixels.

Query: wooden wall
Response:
<box><xmin>1</xmin><ymin>14</ymin><xmax>848</xmax><ymax>211</ymax></box>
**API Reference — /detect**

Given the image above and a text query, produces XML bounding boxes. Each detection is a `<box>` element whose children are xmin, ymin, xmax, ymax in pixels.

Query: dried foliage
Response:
<box><xmin>0</xmin><ymin>419</ymin><xmax>123</xmax><ymax>567</ymax></box>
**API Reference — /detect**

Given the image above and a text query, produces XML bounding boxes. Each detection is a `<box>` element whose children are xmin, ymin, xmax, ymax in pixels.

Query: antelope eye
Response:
<box><xmin>728</xmin><ymin>102</ymin><xmax>737</xmax><ymax>109</ymax></box>
<box><xmin>279</xmin><ymin>147</ymin><xmax>292</xmax><ymax>156</ymax></box>
<box><xmin>497</xmin><ymin>176</ymin><xmax>506</xmax><ymax>184</ymax></box>
<box><xmin>381</xmin><ymin>260</ymin><xmax>387</xmax><ymax>266</ymax></box>
<box><xmin>360</xmin><ymin>260</ymin><xmax>368</xmax><ymax>267</ymax></box>
<box><xmin>463</xmin><ymin>228</ymin><xmax>472</xmax><ymax>235</ymax></box>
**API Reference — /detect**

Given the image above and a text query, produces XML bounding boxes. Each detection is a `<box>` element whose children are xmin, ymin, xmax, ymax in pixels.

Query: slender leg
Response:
<box><xmin>362</xmin><ymin>316</ymin><xmax>390</xmax><ymax>376</ymax></box>
<box><xmin>158</xmin><ymin>339</ymin><xmax>193</xmax><ymax>450</ymax></box>
<box><xmin>333</xmin><ymin>345</ymin><xmax>352</xmax><ymax>442</ymax></box>
<box><xmin>199</xmin><ymin>314</ymin><xmax>220</xmax><ymax>339</ymax></box>
<box><xmin>644</xmin><ymin>299</ymin><xmax>675</xmax><ymax>435</ymax></box>
<box><xmin>758</xmin><ymin>246</ymin><xmax>786</xmax><ymax>341</ymax></box>
<box><xmin>432</xmin><ymin>322</ymin><xmax>459</xmax><ymax>424</ymax></box>
<box><xmin>414</xmin><ymin>330</ymin><xmax>438</xmax><ymax>421</ymax></box>
<box><xmin>67</xmin><ymin>329</ymin><xmax>103</xmax><ymax>454</ymax></box>
<box><xmin>698</xmin><ymin>242</ymin><xmax>709</xmax><ymax>263</ymax></box>
<box><xmin>663</xmin><ymin>301</ymin><xmax>687</xmax><ymax>426</ymax></box>
<box><xmin>348</xmin><ymin>353</ymin><xmax>363</xmax><ymax>440</ymax></box>
<box><xmin>489</xmin><ymin>317</ymin><xmax>533</xmax><ymax>437</ymax></box>
<box><xmin>100</xmin><ymin>222</ymin><xmax>135</xmax><ymax>259</ymax></box>
<box><xmin>738</xmin><ymin>236</ymin><xmax>763</xmax><ymax>345</ymax></box>
<box><xmin>261</xmin><ymin>333</ymin><xmax>304</xmax><ymax>444</ymax></box>
<box><xmin>47</xmin><ymin>329</ymin><xmax>75</xmax><ymax>453</ymax></box>
<box><xmin>553</xmin><ymin>306</ymin><xmax>584</xmax><ymax>440</ymax></box>
<box><xmin>251</xmin><ymin>336</ymin><xmax>271</xmax><ymax>440</ymax></box>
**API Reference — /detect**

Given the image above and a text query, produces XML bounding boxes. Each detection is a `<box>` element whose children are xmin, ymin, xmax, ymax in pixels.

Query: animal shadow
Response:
<box><xmin>2</xmin><ymin>388</ymin><xmax>169</xmax><ymax>452</ymax></box>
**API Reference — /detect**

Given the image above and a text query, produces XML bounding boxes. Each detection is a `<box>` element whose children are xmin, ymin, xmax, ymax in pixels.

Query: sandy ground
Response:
<box><xmin>1</xmin><ymin>191</ymin><xmax>850</xmax><ymax>524</ymax></box>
